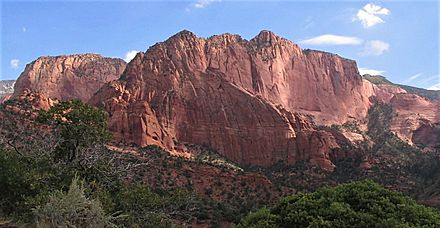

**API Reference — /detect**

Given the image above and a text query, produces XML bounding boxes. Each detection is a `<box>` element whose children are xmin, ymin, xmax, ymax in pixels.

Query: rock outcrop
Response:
<box><xmin>389</xmin><ymin>93</ymin><xmax>440</xmax><ymax>146</ymax></box>
<box><xmin>363</xmin><ymin>74</ymin><xmax>439</xmax><ymax>147</ymax></box>
<box><xmin>92</xmin><ymin>30</ymin><xmax>375</xmax><ymax>170</ymax></box>
<box><xmin>12</xmin><ymin>54</ymin><xmax>126</xmax><ymax>102</ymax></box>
<box><xmin>412</xmin><ymin>122</ymin><xmax>440</xmax><ymax>149</ymax></box>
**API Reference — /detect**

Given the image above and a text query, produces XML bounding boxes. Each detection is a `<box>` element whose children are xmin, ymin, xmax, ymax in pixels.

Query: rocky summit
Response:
<box><xmin>87</xmin><ymin>30</ymin><xmax>439</xmax><ymax>170</ymax></box>
<box><xmin>9</xmin><ymin>31</ymin><xmax>439</xmax><ymax>171</ymax></box>
<box><xmin>12</xmin><ymin>54</ymin><xmax>126</xmax><ymax>102</ymax></box>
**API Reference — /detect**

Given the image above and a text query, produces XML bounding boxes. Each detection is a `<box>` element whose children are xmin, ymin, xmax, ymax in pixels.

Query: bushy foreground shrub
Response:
<box><xmin>238</xmin><ymin>180</ymin><xmax>440</xmax><ymax>227</ymax></box>
<box><xmin>33</xmin><ymin>177</ymin><xmax>114</xmax><ymax>228</ymax></box>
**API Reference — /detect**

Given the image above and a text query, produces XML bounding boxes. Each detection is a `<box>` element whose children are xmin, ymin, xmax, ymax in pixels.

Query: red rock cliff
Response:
<box><xmin>367</xmin><ymin>81</ymin><xmax>439</xmax><ymax>147</ymax></box>
<box><xmin>202</xmin><ymin>30</ymin><xmax>374</xmax><ymax>124</ymax></box>
<box><xmin>13</xmin><ymin>54</ymin><xmax>126</xmax><ymax>102</ymax></box>
<box><xmin>92</xmin><ymin>30</ymin><xmax>375</xmax><ymax>169</ymax></box>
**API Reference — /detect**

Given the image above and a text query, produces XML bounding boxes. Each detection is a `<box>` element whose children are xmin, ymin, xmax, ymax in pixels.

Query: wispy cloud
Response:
<box><xmin>418</xmin><ymin>75</ymin><xmax>439</xmax><ymax>86</ymax></box>
<box><xmin>301</xmin><ymin>16</ymin><xmax>315</xmax><ymax>30</ymax></box>
<box><xmin>360</xmin><ymin>40</ymin><xmax>389</xmax><ymax>56</ymax></box>
<box><xmin>427</xmin><ymin>83</ymin><xmax>440</xmax><ymax>91</ymax></box>
<box><xmin>123</xmin><ymin>50</ymin><xmax>139</xmax><ymax>62</ymax></box>
<box><xmin>420</xmin><ymin>75</ymin><xmax>440</xmax><ymax>90</ymax></box>
<box><xmin>22</xmin><ymin>27</ymin><xmax>26</xmax><ymax>32</ymax></box>
<box><xmin>358</xmin><ymin>67</ymin><xmax>385</xmax><ymax>76</ymax></box>
<box><xmin>354</xmin><ymin>3</ymin><xmax>390</xmax><ymax>28</ymax></box>
<box><xmin>186</xmin><ymin>0</ymin><xmax>221</xmax><ymax>11</ymax></box>
<box><xmin>402</xmin><ymin>73</ymin><xmax>423</xmax><ymax>84</ymax></box>
<box><xmin>10</xmin><ymin>59</ymin><xmax>19</xmax><ymax>69</ymax></box>
<box><xmin>299</xmin><ymin>34</ymin><xmax>363</xmax><ymax>46</ymax></box>
<box><xmin>194</xmin><ymin>0</ymin><xmax>221</xmax><ymax>8</ymax></box>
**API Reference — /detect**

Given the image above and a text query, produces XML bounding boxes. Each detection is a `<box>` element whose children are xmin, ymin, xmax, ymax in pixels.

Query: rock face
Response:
<box><xmin>363</xmin><ymin>75</ymin><xmax>439</xmax><ymax>147</ymax></box>
<box><xmin>7</xmin><ymin>30</ymin><xmax>435</xmax><ymax>169</ymax></box>
<box><xmin>389</xmin><ymin>92</ymin><xmax>440</xmax><ymax>146</ymax></box>
<box><xmin>412</xmin><ymin>122</ymin><xmax>440</xmax><ymax>149</ymax></box>
<box><xmin>92</xmin><ymin>30</ymin><xmax>377</xmax><ymax>169</ymax></box>
<box><xmin>1</xmin><ymin>90</ymin><xmax>56</xmax><ymax>119</ymax></box>
<box><xmin>13</xmin><ymin>54</ymin><xmax>126</xmax><ymax>102</ymax></box>
<box><xmin>202</xmin><ymin>31</ymin><xmax>374</xmax><ymax>124</ymax></box>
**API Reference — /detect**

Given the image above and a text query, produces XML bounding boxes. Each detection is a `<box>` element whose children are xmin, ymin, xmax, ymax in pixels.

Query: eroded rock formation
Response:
<box><xmin>13</xmin><ymin>54</ymin><xmax>126</xmax><ymax>102</ymax></box>
<box><xmin>92</xmin><ymin>30</ymin><xmax>377</xmax><ymax>170</ymax></box>
<box><xmin>11</xmin><ymin>30</ymin><xmax>436</xmax><ymax>169</ymax></box>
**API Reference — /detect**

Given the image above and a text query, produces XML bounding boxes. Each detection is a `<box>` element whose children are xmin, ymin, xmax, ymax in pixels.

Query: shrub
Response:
<box><xmin>33</xmin><ymin>176</ymin><xmax>114</xmax><ymax>227</ymax></box>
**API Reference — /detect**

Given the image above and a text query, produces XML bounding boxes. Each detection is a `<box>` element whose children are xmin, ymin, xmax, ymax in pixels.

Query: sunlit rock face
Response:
<box><xmin>11</xmin><ymin>30</ymin><xmax>437</xmax><ymax>170</ymax></box>
<box><xmin>91</xmin><ymin>30</ymin><xmax>379</xmax><ymax>170</ymax></box>
<box><xmin>13</xmin><ymin>54</ymin><xmax>126</xmax><ymax>102</ymax></box>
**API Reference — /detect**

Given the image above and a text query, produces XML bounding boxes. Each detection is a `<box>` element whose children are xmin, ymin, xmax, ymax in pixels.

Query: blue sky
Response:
<box><xmin>1</xmin><ymin>0</ymin><xmax>439</xmax><ymax>90</ymax></box>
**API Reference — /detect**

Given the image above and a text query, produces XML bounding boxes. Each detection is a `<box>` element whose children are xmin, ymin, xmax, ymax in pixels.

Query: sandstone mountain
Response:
<box><xmin>90</xmin><ymin>30</ymin><xmax>438</xmax><ymax>169</ymax></box>
<box><xmin>9</xmin><ymin>31</ymin><xmax>438</xmax><ymax>170</ymax></box>
<box><xmin>90</xmin><ymin>30</ymin><xmax>371</xmax><ymax>170</ymax></box>
<box><xmin>12</xmin><ymin>54</ymin><xmax>126</xmax><ymax>102</ymax></box>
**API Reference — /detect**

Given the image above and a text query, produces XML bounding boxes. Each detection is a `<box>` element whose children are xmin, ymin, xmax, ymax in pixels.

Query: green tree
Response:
<box><xmin>38</xmin><ymin>100</ymin><xmax>111</xmax><ymax>161</ymax></box>
<box><xmin>238</xmin><ymin>180</ymin><xmax>440</xmax><ymax>227</ymax></box>
<box><xmin>237</xmin><ymin>207</ymin><xmax>278</xmax><ymax>228</ymax></box>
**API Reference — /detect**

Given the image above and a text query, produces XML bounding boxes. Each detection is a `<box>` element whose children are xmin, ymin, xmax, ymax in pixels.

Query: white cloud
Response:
<box><xmin>123</xmin><ymin>50</ymin><xmax>139</xmax><ymax>62</ymax></box>
<box><xmin>299</xmin><ymin>34</ymin><xmax>363</xmax><ymax>46</ymax></box>
<box><xmin>402</xmin><ymin>73</ymin><xmax>423</xmax><ymax>84</ymax></box>
<box><xmin>354</xmin><ymin>3</ymin><xmax>390</xmax><ymax>28</ymax></box>
<box><xmin>10</xmin><ymin>59</ymin><xmax>19</xmax><ymax>69</ymax></box>
<box><xmin>360</xmin><ymin>40</ymin><xmax>389</xmax><ymax>56</ymax></box>
<box><xmin>358</xmin><ymin>67</ymin><xmax>385</xmax><ymax>76</ymax></box>
<box><xmin>22</xmin><ymin>27</ymin><xmax>26</xmax><ymax>32</ymax></box>
<box><xmin>427</xmin><ymin>83</ymin><xmax>440</xmax><ymax>90</ymax></box>
<box><xmin>186</xmin><ymin>0</ymin><xmax>221</xmax><ymax>11</ymax></box>
<box><xmin>193</xmin><ymin>0</ymin><xmax>221</xmax><ymax>8</ymax></box>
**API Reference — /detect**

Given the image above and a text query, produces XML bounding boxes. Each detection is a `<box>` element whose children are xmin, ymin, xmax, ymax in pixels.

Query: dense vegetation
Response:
<box><xmin>238</xmin><ymin>180</ymin><xmax>440</xmax><ymax>227</ymax></box>
<box><xmin>0</xmin><ymin>100</ymin><xmax>273</xmax><ymax>226</ymax></box>
<box><xmin>0</xmin><ymin>100</ymin><xmax>230</xmax><ymax>227</ymax></box>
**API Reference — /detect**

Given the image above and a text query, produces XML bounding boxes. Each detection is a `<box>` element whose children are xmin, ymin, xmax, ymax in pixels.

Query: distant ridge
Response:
<box><xmin>363</xmin><ymin>74</ymin><xmax>440</xmax><ymax>100</ymax></box>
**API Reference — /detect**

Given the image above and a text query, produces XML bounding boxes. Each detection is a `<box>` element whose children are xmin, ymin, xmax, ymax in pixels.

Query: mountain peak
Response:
<box><xmin>251</xmin><ymin>30</ymin><xmax>280</xmax><ymax>43</ymax></box>
<box><xmin>170</xmin><ymin>30</ymin><xmax>199</xmax><ymax>41</ymax></box>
